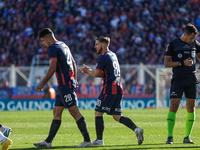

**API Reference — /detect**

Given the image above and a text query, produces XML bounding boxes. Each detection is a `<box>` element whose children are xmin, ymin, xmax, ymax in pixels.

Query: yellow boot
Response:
<box><xmin>1</xmin><ymin>138</ymin><xmax>12</xmax><ymax>150</ymax></box>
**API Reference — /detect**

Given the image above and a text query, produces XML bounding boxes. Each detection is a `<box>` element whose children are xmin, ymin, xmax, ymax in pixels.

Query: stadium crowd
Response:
<box><xmin>1</xmin><ymin>0</ymin><xmax>200</xmax><ymax>66</ymax></box>
<box><xmin>0</xmin><ymin>0</ymin><xmax>200</xmax><ymax>96</ymax></box>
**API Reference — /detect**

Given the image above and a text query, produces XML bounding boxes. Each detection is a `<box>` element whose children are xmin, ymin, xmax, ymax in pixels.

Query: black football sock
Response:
<box><xmin>45</xmin><ymin>120</ymin><xmax>61</xmax><ymax>143</ymax></box>
<box><xmin>119</xmin><ymin>116</ymin><xmax>137</xmax><ymax>131</ymax></box>
<box><xmin>95</xmin><ymin>116</ymin><xmax>104</xmax><ymax>140</ymax></box>
<box><xmin>0</xmin><ymin>124</ymin><xmax>2</xmax><ymax>128</ymax></box>
<box><xmin>76</xmin><ymin>116</ymin><xmax>91</xmax><ymax>142</ymax></box>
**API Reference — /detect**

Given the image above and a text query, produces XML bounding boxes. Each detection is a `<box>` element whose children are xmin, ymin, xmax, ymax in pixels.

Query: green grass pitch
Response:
<box><xmin>2</xmin><ymin>108</ymin><xmax>200</xmax><ymax>150</ymax></box>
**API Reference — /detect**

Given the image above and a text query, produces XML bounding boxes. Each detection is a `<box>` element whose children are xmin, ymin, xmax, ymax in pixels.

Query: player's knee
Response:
<box><xmin>169</xmin><ymin>108</ymin><xmax>178</xmax><ymax>113</ymax></box>
<box><xmin>187</xmin><ymin>107</ymin><xmax>195</xmax><ymax>113</ymax></box>
<box><xmin>53</xmin><ymin>114</ymin><xmax>62</xmax><ymax>120</ymax></box>
<box><xmin>69</xmin><ymin>109</ymin><xmax>78</xmax><ymax>116</ymax></box>
<box><xmin>169</xmin><ymin>105</ymin><xmax>179</xmax><ymax>112</ymax></box>
<box><xmin>68</xmin><ymin>108</ymin><xmax>82</xmax><ymax>120</ymax></box>
<box><xmin>95</xmin><ymin>111</ymin><xmax>103</xmax><ymax>117</ymax></box>
<box><xmin>112</xmin><ymin>115</ymin><xmax>120</xmax><ymax>122</ymax></box>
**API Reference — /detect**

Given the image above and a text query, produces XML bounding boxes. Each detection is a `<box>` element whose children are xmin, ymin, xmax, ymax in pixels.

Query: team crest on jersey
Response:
<box><xmin>177</xmin><ymin>54</ymin><xmax>182</xmax><ymax>58</ymax></box>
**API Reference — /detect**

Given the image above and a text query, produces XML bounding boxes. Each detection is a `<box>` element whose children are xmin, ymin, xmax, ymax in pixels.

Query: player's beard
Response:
<box><xmin>97</xmin><ymin>47</ymin><xmax>103</xmax><ymax>55</ymax></box>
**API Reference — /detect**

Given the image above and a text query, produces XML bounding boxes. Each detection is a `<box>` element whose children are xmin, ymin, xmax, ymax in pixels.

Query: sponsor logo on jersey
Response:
<box><xmin>184</xmin><ymin>51</ymin><xmax>190</xmax><ymax>54</ymax></box>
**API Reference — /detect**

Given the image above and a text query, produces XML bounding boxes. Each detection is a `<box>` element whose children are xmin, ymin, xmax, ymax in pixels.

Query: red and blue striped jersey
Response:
<box><xmin>96</xmin><ymin>51</ymin><xmax>123</xmax><ymax>95</ymax></box>
<box><xmin>48</xmin><ymin>41</ymin><xmax>76</xmax><ymax>88</ymax></box>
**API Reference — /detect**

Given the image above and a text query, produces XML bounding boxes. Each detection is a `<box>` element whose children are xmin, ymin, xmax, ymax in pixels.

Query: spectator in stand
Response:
<box><xmin>1</xmin><ymin>0</ymin><xmax>200</xmax><ymax>67</ymax></box>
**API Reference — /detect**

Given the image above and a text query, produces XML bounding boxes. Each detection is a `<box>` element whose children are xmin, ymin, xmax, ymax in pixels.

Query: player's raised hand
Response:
<box><xmin>83</xmin><ymin>64</ymin><xmax>92</xmax><ymax>71</ymax></box>
<box><xmin>78</xmin><ymin>64</ymin><xmax>92</xmax><ymax>74</ymax></box>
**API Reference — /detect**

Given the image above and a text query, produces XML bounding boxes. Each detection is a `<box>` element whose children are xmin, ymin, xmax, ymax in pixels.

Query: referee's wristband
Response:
<box><xmin>179</xmin><ymin>61</ymin><xmax>184</xmax><ymax>66</ymax></box>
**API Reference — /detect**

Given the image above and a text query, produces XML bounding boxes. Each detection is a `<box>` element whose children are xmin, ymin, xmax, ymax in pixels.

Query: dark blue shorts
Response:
<box><xmin>95</xmin><ymin>94</ymin><xmax>123</xmax><ymax>115</ymax></box>
<box><xmin>170</xmin><ymin>73</ymin><xmax>199</xmax><ymax>99</ymax></box>
<box><xmin>55</xmin><ymin>86</ymin><xmax>78</xmax><ymax>108</ymax></box>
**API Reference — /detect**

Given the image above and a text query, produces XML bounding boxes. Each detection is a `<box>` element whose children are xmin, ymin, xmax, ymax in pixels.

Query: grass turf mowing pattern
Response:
<box><xmin>1</xmin><ymin>108</ymin><xmax>200</xmax><ymax>150</ymax></box>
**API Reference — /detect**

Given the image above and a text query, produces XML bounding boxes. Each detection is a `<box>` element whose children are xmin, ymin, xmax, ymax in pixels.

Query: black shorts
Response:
<box><xmin>95</xmin><ymin>94</ymin><xmax>123</xmax><ymax>115</ymax></box>
<box><xmin>55</xmin><ymin>85</ymin><xmax>78</xmax><ymax>108</ymax></box>
<box><xmin>170</xmin><ymin>73</ymin><xmax>199</xmax><ymax>99</ymax></box>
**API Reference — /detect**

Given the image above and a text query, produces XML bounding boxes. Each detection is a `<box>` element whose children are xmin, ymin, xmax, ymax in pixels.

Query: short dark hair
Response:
<box><xmin>39</xmin><ymin>28</ymin><xmax>53</xmax><ymax>38</ymax></box>
<box><xmin>96</xmin><ymin>36</ymin><xmax>110</xmax><ymax>46</ymax></box>
<box><xmin>184</xmin><ymin>23</ymin><xmax>198</xmax><ymax>35</ymax></box>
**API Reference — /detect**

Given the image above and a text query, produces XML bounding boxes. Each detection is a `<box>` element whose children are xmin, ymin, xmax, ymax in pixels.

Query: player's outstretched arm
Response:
<box><xmin>78</xmin><ymin>64</ymin><xmax>102</xmax><ymax>78</ymax></box>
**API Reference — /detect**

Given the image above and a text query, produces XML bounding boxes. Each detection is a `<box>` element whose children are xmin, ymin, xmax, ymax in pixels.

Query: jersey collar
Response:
<box><xmin>104</xmin><ymin>50</ymin><xmax>109</xmax><ymax>54</ymax></box>
<box><xmin>52</xmin><ymin>40</ymin><xmax>57</xmax><ymax>45</ymax></box>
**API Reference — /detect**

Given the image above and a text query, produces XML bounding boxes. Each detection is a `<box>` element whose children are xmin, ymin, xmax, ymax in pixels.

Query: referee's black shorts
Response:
<box><xmin>170</xmin><ymin>73</ymin><xmax>199</xmax><ymax>99</ymax></box>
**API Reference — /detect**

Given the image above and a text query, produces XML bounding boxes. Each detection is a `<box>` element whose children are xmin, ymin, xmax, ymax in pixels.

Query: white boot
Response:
<box><xmin>0</xmin><ymin>132</ymin><xmax>6</xmax><ymax>144</ymax></box>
